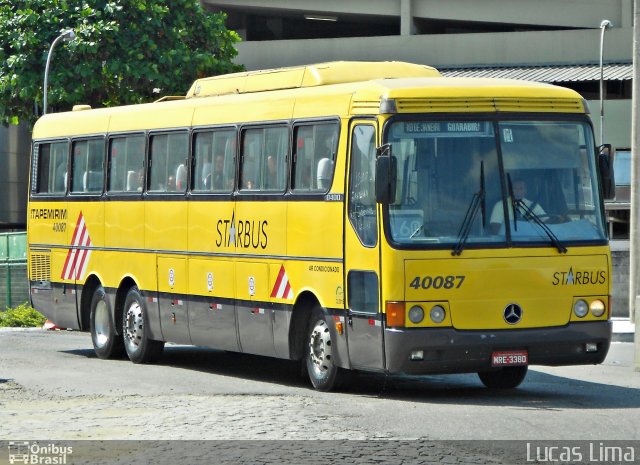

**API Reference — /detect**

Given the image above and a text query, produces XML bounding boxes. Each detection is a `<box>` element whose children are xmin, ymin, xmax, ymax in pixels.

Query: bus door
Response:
<box><xmin>344</xmin><ymin>122</ymin><xmax>385</xmax><ymax>371</ymax></box>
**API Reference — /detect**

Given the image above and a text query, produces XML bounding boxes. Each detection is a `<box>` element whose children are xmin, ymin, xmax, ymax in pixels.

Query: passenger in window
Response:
<box><xmin>55</xmin><ymin>161</ymin><xmax>67</xmax><ymax>192</ymax></box>
<box><xmin>167</xmin><ymin>175</ymin><xmax>176</xmax><ymax>191</ymax></box>
<box><xmin>297</xmin><ymin>161</ymin><xmax>312</xmax><ymax>190</ymax></box>
<box><xmin>136</xmin><ymin>169</ymin><xmax>144</xmax><ymax>191</ymax></box>
<box><xmin>212</xmin><ymin>154</ymin><xmax>225</xmax><ymax>190</ymax></box>
<box><xmin>265</xmin><ymin>155</ymin><xmax>279</xmax><ymax>189</ymax></box>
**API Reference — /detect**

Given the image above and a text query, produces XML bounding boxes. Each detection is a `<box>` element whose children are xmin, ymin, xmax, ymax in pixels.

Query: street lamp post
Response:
<box><xmin>43</xmin><ymin>29</ymin><xmax>75</xmax><ymax>115</ymax></box>
<box><xmin>599</xmin><ymin>19</ymin><xmax>612</xmax><ymax>145</ymax></box>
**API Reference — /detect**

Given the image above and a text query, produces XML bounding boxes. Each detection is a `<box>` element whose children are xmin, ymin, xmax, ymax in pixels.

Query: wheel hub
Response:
<box><xmin>124</xmin><ymin>302</ymin><xmax>144</xmax><ymax>348</ymax></box>
<box><xmin>309</xmin><ymin>320</ymin><xmax>332</xmax><ymax>375</ymax></box>
<box><xmin>94</xmin><ymin>300</ymin><xmax>110</xmax><ymax>348</ymax></box>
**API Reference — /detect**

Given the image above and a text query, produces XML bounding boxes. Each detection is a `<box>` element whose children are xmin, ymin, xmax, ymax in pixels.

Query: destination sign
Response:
<box><xmin>391</xmin><ymin>121</ymin><xmax>492</xmax><ymax>139</ymax></box>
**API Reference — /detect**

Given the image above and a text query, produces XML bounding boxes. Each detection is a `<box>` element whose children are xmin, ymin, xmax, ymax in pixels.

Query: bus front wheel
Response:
<box><xmin>478</xmin><ymin>366</ymin><xmax>528</xmax><ymax>389</ymax></box>
<box><xmin>90</xmin><ymin>286</ymin><xmax>124</xmax><ymax>359</ymax></box>
<box><xmin>122</xmin><ymin>286</ymin><xmax>164</xmax><ymax>364</ymax></box>
<box><xmin>306</xmin><ymin>307</ymin><xmax>342</xmax><ymax>391</ymax></box>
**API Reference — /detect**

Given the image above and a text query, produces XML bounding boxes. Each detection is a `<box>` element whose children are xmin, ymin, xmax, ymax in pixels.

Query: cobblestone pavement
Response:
<box><xmin>0</xmin><ymin>380</ymin><xmax>512</xmax><ymax>464</ymax></box>
<box><xmin>3</xmin><ymin>329</ymin><xmax>639</xmax><ymax>464</ymax></box>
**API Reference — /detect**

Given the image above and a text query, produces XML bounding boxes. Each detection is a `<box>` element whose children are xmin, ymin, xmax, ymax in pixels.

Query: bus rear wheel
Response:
<box><xmin>122</xmin><ymin>286</ymin><xmax>164</xmax><ymax>364</ymax></box>
<box><xmin>90</xmin><ymin>286</ymin><xmax>124</xmax><ymax>359</ymax></box>
<box><xmin>306</xmin><ymin>307</ymin><xmax>342</xmax><ymax>391</ymax></box>
<box><xmin>478</xmin><ymin>365</ymin><xmax>528</xmax><ymax>389</ymax></box>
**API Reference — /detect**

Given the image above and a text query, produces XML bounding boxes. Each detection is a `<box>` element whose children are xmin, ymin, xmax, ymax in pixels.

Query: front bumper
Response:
<box><xmin>384</xmin><ymin>320</ymin><xmax>611</xmax><ymax>375</ymax></box>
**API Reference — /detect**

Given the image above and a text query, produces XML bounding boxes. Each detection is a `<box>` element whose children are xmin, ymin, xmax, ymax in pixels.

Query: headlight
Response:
<box><xmin>590</xmin><ymin>300</ymin><xmax>606</xmax><ymax>317</ymax></box>
<box><xmin>573</xmin><ymin>299</ymin><xmax>588</xmax><ymax>318</ymax></box>
<box><xmin>408</xmin><ymin>305</ymin><xmax>425</xmax><ymax>324</ymax></box>
<box><xmin>430</xmin><ymin>305</ymin><xmax>446</xmax><ymax>323</ymax></box>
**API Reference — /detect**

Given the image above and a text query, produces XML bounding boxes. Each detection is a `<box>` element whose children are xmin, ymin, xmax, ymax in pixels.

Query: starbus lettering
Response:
<box><xmin>552</xmin><ymin>267</ymin><xmax>606</xmax><ymax>286</ymax></box>
<box><xmin>216</xmin><ymin>211</ymin><xmax>268</xmax><ymax>249</ymax></box>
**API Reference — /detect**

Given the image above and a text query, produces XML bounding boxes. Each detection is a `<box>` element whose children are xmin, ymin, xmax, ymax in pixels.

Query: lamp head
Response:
<box><xmin>62</xmin><ymin>29</ymin><xmax>76</xmax><ymax>40</ymax></box>
<box><xmin>600</xmin><ymin>19</ymin><xmax>612</xmax><ymax>29</ymax></box>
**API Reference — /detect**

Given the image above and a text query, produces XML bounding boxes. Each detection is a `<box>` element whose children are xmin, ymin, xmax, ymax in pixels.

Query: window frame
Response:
<box><xmin>106</xmin><ymin>132</ymin><xmax>147</xmax><ymax>195</ymax></box>
<box><xmin>238</xmin><ymin>123</ymin><xmax>290</xmax><ymax>195</ymax></box>
<box><xmin>31</xmin><ymin>138</ymin><xmax>70</xmax><ymax>197</ymax></box>
<box><xmin>191</xmin><ymin>126</ymin><xmax>238</xmax><ymax>195</ymax></box>
<box><xmin>147</xmin><ymin>129</ymin><xmax>190</xmax><ymax>195</ymax></box>
<box><xmin>69</xmin><ymin>137</ymin><xmax>106</xmax><ymax>197</ymax></box>
<box><xmin>291</xmin><ymin>120</ymin><xmax>340</xmax><ymax>194</ymax></box>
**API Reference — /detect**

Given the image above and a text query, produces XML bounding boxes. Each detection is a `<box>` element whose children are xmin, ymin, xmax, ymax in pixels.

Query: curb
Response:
<box><xmin>612</xmin><ymin>332</ymin><xmax>634</xmax><ymax>343</ymax></box>
<box><xmin>0</xmin><ymin>327</ymin><xmax>45</xmax><ymax>332</ymax></box>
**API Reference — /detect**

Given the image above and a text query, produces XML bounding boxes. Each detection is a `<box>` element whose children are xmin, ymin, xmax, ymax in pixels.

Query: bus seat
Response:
<box><xmin>317</xmin><ymin>158</ymin><xmax>334</xmax><ymax>190</ymax></box>
<box><xmin>176</xmin><ymin>164</ymin><xmax>187</xmax><ymax>191</ymax></box>
<box><xmin>83</xmin><ymin>170</ymin><xmax>102</xmax><ymax>192</ymax></box>
<box><xmin>126</xmin><ymin>170</ymin><xmax>137</xmax><ymax>191</ymax></box>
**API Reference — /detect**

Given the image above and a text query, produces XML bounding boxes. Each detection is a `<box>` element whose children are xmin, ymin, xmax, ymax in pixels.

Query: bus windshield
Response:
<box><xmin>385</xmin><ymin>118</ymin><xmax>606</xmax><ymax>248</ymax></box>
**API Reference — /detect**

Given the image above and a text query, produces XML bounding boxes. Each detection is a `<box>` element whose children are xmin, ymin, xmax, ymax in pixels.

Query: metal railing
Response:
<box><xmin>0</xmin><ymin>232</ymin><xmax>28</xmax><ymax>309</ymax></box>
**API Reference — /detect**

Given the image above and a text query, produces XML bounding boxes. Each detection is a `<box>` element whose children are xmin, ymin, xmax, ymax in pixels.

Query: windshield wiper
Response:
<box><xmin>410</xmin><ymin>223</ymin><xmax>424</xmax><ymax>238</ymax></box>
<box><xmin>515</xmin><ymin>199</ymin><xmax>568</xmax><ymax>254</ymax></box>
<box><xmin>452</xmin><ymin>162</ymin><xmax>485</xmax><ymax>256</ymax></box>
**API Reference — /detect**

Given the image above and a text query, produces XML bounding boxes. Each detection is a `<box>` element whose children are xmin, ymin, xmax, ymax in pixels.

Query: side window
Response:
<box><xmin>193</xmin><ymin>129</ymin><xmax>236</xmax><ymax>193</ymax></box>
<box><xmin>71</xmin><ymin>139</ymin><xmax>104</xmax><ymax>194</ymax></box>
<box><xmin>293</xmin><ymin>122</ymin><xmax>338</xmax><ymax>192</ymax></box>
<box><xmin>348</xmin><ymin>125</ymin><xmax>377</xmax><ymax>247</ymax></box>
<box><xmin>108</xmin><ymin>135</ymin><xmax>145</xmax><ymax>193</ymax></box>
<box><xmin>35</xmin><ymin>141</ymin><xmax>69</xmax><ymax>195</ymax></box>
<box><xmin>240</xmin><ymin>126</ymin><xmax>289</xmax><ymax>192</ymax></box>
<box><xmin>347</xmin><ymin>271</ymin><xmax>379</xmax><ymax>314</ymax></box>
<box><xmin>149</xmin><ymin>132</ymin><xmax>189</xmax><ymax>193</ymax></box>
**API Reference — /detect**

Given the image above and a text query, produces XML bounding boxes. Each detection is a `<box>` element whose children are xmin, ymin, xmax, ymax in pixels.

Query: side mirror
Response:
<box><xmin>598</xmin><ymin>144</ymin><xmax>615</xmax><ymax>200</ymax></box>
<box><xmin>375</xmin><ymin>144</ymin><xmax>397</xmax><ymax>204</ymax></box>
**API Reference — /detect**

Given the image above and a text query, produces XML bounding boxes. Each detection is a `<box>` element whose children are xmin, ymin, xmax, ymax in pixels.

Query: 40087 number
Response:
<box><xmin>409</xmin><ymin>275</ymin><xmax>465</xmax><ymax>290</ymax></box>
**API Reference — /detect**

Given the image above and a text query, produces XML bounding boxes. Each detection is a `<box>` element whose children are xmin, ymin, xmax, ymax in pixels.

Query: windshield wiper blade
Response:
<box><xmin>507</xmin><ymin>174</ymin><xmax>517</xmax><ymax>232</ymax></box>
<box><xmin>452</xmin><ymin>162</ymin><xmax>485</xmax><ymax>256</ymax></box>
<box><xmin>515</xmin><ymin>200</ymin><xmax>568</xmax><ymax>253</ymax></box>
<box><xmin>410</xmin><ymin>223</ymin><xmax>424</xmax><ymax>238</ymax></box>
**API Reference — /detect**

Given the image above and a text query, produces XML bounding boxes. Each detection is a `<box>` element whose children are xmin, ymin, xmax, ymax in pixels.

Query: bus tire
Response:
<box><xmin>90</xmin><ymin>286</ymin><xmax>124</xmax><ymax>359</ymax></box>
<box><xmin>478</xmin><ymin>365</ymin><xmax>528</xmax><ymax>389</ymax></box>
<box><xmin>122</xmin><ymin>286</ymin><xmax>164</xmax><ymax>364</ymax></box>
<box><xmin>306</xmin><ymin>307</ymin><xmax>342</xmax><ymax>391</ymax></box>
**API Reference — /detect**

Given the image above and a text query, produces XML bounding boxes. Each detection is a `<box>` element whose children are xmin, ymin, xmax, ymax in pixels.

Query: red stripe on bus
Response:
<box><xmin>271</xmin><ymin>265</ymin><xmax>286</xmax><ymax>298</ymax></box>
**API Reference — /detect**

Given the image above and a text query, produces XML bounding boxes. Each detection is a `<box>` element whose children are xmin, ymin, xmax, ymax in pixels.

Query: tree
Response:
<box><xmin>0</xmin><ymin>0</ymin><xmax>243</xmax><ymax>126</ymax></box>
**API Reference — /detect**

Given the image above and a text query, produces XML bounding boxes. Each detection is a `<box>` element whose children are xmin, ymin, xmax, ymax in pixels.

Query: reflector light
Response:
<box><xmin>386</xmin><ymin>302</ymin><xmax>405</xmax><ymax>327</ymax></box>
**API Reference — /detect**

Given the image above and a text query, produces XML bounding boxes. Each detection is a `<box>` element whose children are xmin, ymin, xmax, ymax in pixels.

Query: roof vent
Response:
<box><xmin>72</xmin><ymin>105</ymin><xmax>92</xmax><ymax>111</ymax></box>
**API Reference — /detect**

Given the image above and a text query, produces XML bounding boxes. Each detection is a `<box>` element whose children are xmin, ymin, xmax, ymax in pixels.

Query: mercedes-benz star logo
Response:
<box><xmin>503</xmin><ymin>303</ymin><xmax>523</xmax><ymax>325</ymax></box>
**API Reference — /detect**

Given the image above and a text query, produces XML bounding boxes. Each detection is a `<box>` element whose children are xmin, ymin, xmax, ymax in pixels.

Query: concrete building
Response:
<box><xmin>200</xmin><ymin>0</ymin><xmax>632</xmax><ymax>148</ymax></box>
<box><xmin>201</xmin><ymin>0</ymin><xmax>634</xmax><ymax>316</ymax></box>
<box><xmin>0</xmin><ymin>123</ymin><xmax>30</xmax><ymax>230</ymax></box>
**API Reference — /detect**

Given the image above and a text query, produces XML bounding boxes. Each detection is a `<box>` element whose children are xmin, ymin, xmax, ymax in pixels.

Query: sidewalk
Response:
<box><xmin>612</xmin><ymin>317</ymin><xmax>635</xmax><ymax>342</ymax></box>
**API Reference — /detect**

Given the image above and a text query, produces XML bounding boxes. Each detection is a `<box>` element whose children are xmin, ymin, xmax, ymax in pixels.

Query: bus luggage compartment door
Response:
<box><xmin>236</xmin><ymin>262</ymin><xmax>276</xmax><ymax>357</ymax></box>
<box><xmin>157</xmin><ymin>256</ymin><xmax>191</xmax><ymax>344</ymax></box>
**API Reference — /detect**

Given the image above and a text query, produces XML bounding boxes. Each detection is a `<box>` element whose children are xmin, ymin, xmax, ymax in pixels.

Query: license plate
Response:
<box><xmin>491</xmin><ymin>350</ymin><xmax>528</xmax><ymax>367</ymax></box>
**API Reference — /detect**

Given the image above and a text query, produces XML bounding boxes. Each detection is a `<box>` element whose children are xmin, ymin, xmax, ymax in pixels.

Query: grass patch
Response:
<box><xmin>0</xmin><ymin>303</ymin><xmax>46</xmax><ymax>328</ymax></box>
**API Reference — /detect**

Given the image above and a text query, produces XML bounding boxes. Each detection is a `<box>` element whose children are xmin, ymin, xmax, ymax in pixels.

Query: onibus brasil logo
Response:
<box><xmin>8</xmin><ymin>441</ymin><xmax>72</xmax><ymax>464</ymax></box>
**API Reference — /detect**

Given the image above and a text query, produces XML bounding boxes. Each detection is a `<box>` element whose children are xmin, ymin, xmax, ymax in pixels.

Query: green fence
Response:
<box><xmin>0</xmin><ymin>232</ymin><xmax>28</xmax><ymax>309</ymax></box>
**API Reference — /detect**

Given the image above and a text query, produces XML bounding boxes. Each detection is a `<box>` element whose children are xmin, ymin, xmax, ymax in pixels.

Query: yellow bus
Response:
<box><xmin>28</xmin><ymin>61</ymin><xmax>613</xmax><ymax>391</ymax></box>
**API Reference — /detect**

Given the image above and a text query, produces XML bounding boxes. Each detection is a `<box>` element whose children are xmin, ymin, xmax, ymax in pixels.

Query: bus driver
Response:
<box><xmin>490</xmin><ymin>178</ymin><xmax>546</xmax><ymax>234</ymax></box>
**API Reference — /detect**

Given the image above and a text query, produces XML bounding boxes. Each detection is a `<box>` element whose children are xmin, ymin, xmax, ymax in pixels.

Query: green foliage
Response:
<box><xmin>0</xmin><ymin>302</ymin><xmax>46</xmax><ymax>327</ymax></box>
<box><xmin>0</xmin><ymin>0</ymin><xmax>243</xmax><ymax>126</ymax></box>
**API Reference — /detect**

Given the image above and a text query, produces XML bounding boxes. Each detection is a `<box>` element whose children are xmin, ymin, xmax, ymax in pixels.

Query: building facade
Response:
<box><xmin>200</xmin><ymin>0</ymin><xmax>634</xmax><ymax>315</ymax></box>
<box><xmin>201</xmin><ymin>0</ymin><xmax>633</xmax><ymax>149</ymax></box>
